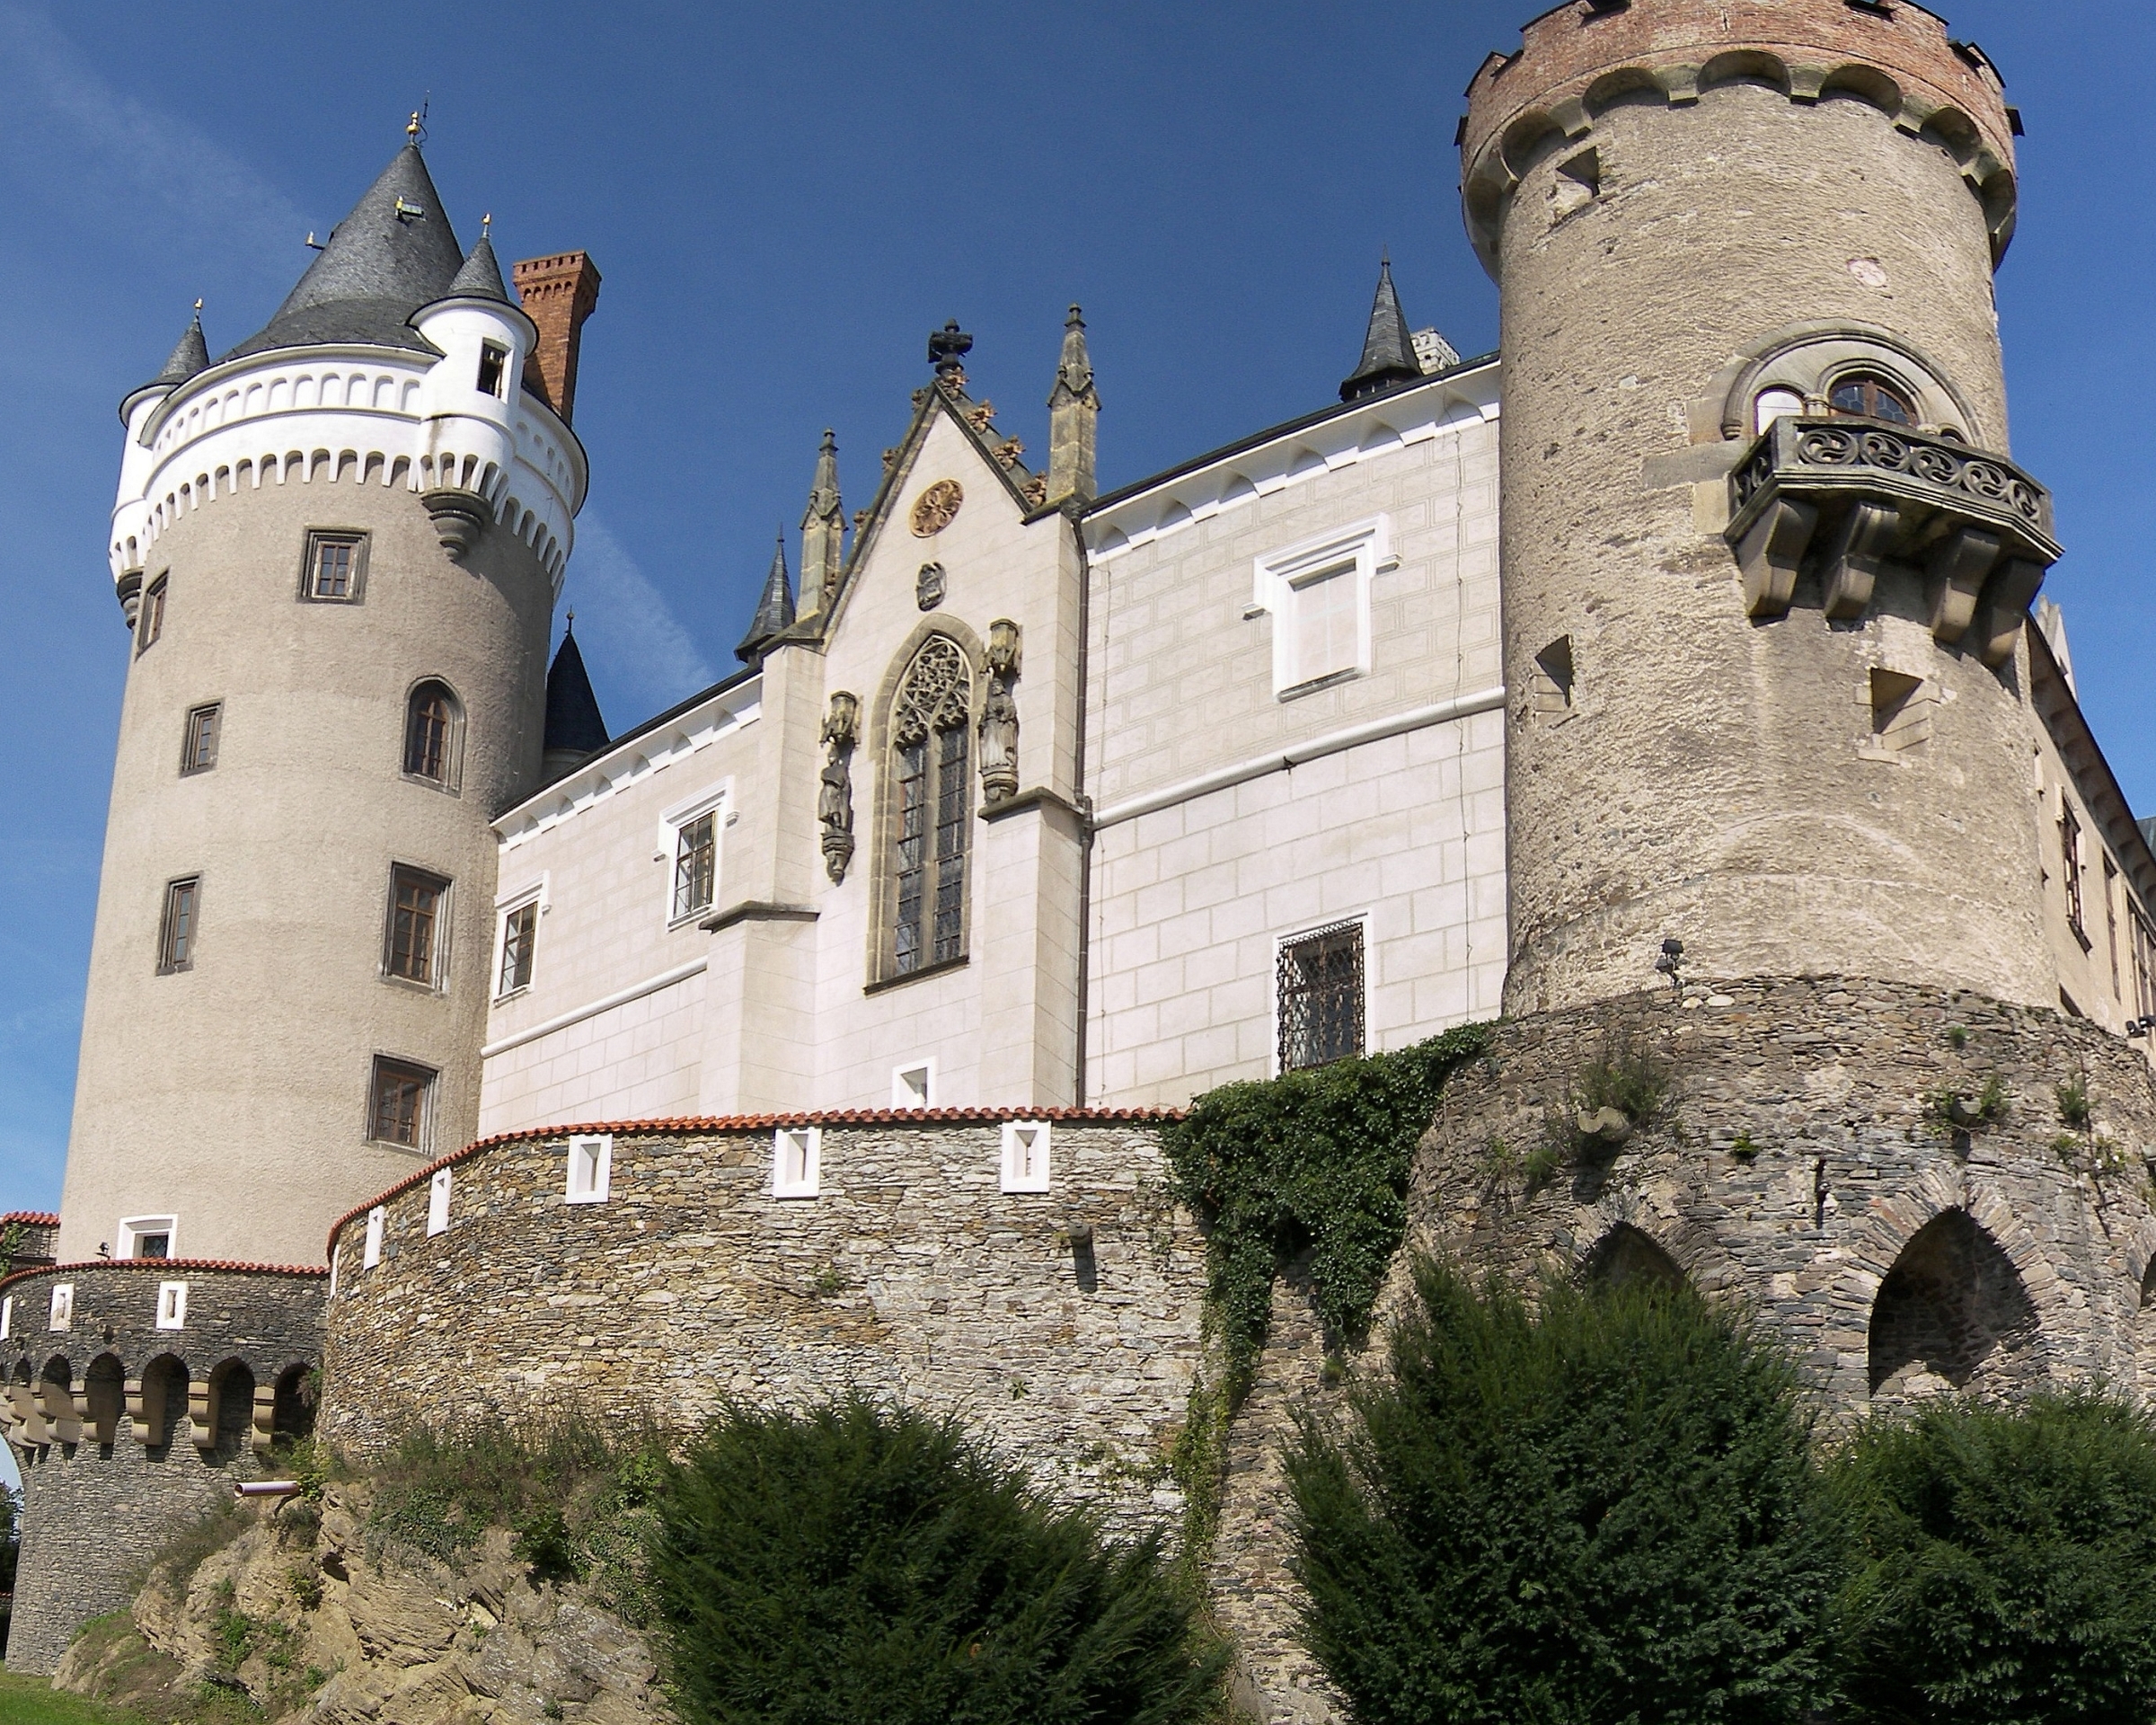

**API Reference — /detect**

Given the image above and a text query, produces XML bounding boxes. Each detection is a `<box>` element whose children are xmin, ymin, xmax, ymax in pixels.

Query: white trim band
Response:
<box><xmin>1090</xmin><ymin>686</ymin><xmax>1507</xmax><ymax>831</ymax></box>
<box><xmin>482</xmin><ymin>957</ymin><xmax>709</xmax><ymax>1059</ymax></box>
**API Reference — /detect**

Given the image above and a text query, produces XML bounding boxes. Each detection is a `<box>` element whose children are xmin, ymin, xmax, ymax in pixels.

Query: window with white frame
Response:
<box><xmin>2</xmin><ymin>1296</ymin><xmax>13</xmax><ymax>1341</ymax></box>
<box><xmin>49</xmin><ymin>1284</ymin><xmax>74</xmax><ymax>1331</ymax></box>
<box><xmin>1254</xmin><ymin>518</ymin><xmax>1385</xmax><ymax>696</ymax></box>
<box><xmin>1001</xmin><ymin>1120</ymin><xmax>1051</xmax><ymax>1193</ymax></box>
<box><xmin>362</xmin><ymin>1206</ymin><xmax>385</xmax><ymax>1269</ymax></box>
<box><xmin>156</xmin><ymin>1281</ymin><xmax>188</xmax><ymax>1331</ymax></box>
<box><xmin>496</xmin><ymin>887</ymin><xmax>541</xmax><ymax>998</ymax></box>
<box><xmin>119</xmin><ymin>1215</ymin><xmax>178</xmax><ymax>1261</ymax></box>
<box><xmin>773</xmin><ymin>1127</ymin><xmax>821</xmax><ymax>1199</ymax></box>
<box><xmin>427</xmin><ymin>1167</ymin><xmax>453</xmax><ymax>1236</ymax></box>
<box><xmin>566</xmin><ymin>1134</ymin><xmax>612</xmax><ymax>1204</ymax></box>
<box><xmin>663</xmin><ymin>790</ymin><xmax>727</xmax><ymax>924</ymax></box>
<box><xmin>892</xmin><ymin>1061</ymin><xmax>934</xmax><ymax>1110</ymax></box>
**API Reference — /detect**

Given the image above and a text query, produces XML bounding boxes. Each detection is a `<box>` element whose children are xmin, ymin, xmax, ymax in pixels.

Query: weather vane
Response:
<box><xmin>406</xmin><ymin>97</ymin><xmax>430</xmax><ymax>146</ymax></box>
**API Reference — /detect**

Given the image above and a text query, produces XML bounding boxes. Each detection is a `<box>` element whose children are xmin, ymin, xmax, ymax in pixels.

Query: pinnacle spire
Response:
<box><xmin>799</xmin><ymin>430</ymin><xmax>844</xmax><ymax>620</ymax></box>
<box><xmin>1339</xmin><ymin>255</ymin><xmax>1422</xmax><ymax>401</ymax></box>
<box><xmin>542</xmin><ymin>626</ymin><xmax>609</xmax><ymax>782</ymax></box>
<box><xmin>1046</xmin><ymin>305</ymin><xmax>1101</xmax><ymax>507</ymax></box>
<box><xmin>737</xmin><ymin>532</ymin><xmax>798</xmax><ymax>665</ymax></box>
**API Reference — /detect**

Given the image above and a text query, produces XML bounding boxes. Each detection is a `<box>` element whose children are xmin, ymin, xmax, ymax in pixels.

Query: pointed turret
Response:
<box><xmin>798</xmin><ymin>430</ymin><xmax>844</xmax><ymax>620</ymax></box>
<box><xmin>1046</xmin><ymin>305</ymin><xmax>1101</xmax><ymax>507</ymax></box>
<box><xmin>1339</xmin><ymin>256</ymin><xmax>1422</xmax><ymax>401</ymax></box>
<box><xmin>736</xmin><ymin>534</ymin><xmax>797</xmax><ymax>665</ymax></box>
<box><xmin>150</xmin><ymin>306</ymin><xmax>210</xmax><ymax>388</ymax></box>
<box><xmin>443</xmin><ymin>233</ymin><xmax>512</xmax><ymax>305</ymax></box>
<box><xmin>224</xmin><ymin>143</ymin><xmax>465</xmax><ymax>362</ymax></box>
<box><xmin>542</xmin><ymin>623</ymin><xmax>609</xmax><ymax>783</ymax></box>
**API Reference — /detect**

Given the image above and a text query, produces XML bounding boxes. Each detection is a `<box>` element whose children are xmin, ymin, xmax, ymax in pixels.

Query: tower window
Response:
<box><xmin>155</xmin><ymin>1281</ymin><xmax>188</xmax><ymax>1331</ymax></box>
<box><xmin>773</xmin><ymin>1127</ymin><xmax>820</xmax><ymax>1199</ymax></box>
<box><xmin>120</xmin><ymin>1215</ymin><xmax>178</xmax><ymax>1260</ymax></box>
<box><xmin>302</xmin><ymin>531</ymin><xmax>367</xmax><ymax>603</ymax></box>
<box><xmin>1828</xmin><ymin>373</ymin><xmax>1915</xmax><ymax>426</ymax></box>
<box><xmin>137</xmin><ymin>576</ymin><xmax>168</xmax><ymax>654</ymax></box>
<box><xmin>1532</xmin><ymin>636</ymin><xmax>1576</xmax><ymax>721</ymax></box>
<box><xmin>157</xmin><ymin>876</ymin><xmax>200</xmax><ymax>973</ymax></box>
<box><xmin>369</xmin><ymin>1057</ymin><xmax>435</xmax><ymax>1149</ymax></box>
<box><xmin>1001</xmin><ymin>1120</ymin><xmax>1051</xmax><ymax>1193</ymax></box>
<box><xmin>181</xmin><ymin>703</ymin><xmax>221</xmax><ymax>774</ymax></box>
<box><xmin>2104</xmin><ymin>857</ymin><xmax>2121</xmax><ymax>995</ymax></box>
<box><xmin>2060</xmin><ymin>806</ymin><xmax>2088</xmax><ymax>945</ymax></box>
<box><xmin>565</xmin><ymin>1134</ymin><xmax>613</xmax><ymax>1204</ymax></box>
<box><xmin>886</xmin><ymin>636</ymin><xmax>972</xmax><ymax>978</ymax></box>
<box><xmin>673</xmin><ymin>811</ymin><xmax>718</xmax><ymax>922</ymax></box>
<box><xmin>1277</xmin><ymin>918</ymin><xmax>1365</xmax><ymax>1073</ymax></box>
<box><xmin>402</xmin><ymin>681</ymin><xmax>463</xmax><ymax>789</ymax></box>
<box><xmin>498</xmin><ymin>899</ymin><xmax>538</xmax><ymax>996</ymax></box>
<box><xmin>476</xmin><ymin>341</ymin><xmax>508</xmax><ymax>398</ymax></box>
<box><xmin>1868</xmin><ymin>669</ymin><xmax>1931</xmax><ymax>755</ymax></box>
<box><xmin>385</xmin><ymin>866</ymin><xmax>448</xmax><ymax>986</ymax></box>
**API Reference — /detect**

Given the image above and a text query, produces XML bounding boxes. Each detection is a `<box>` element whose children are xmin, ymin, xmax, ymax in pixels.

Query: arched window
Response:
<box><xmin>402</xmin><ymin>680</ymin><xmax>463</xmax><ymax>789</ymax></box>
<box><xmin>1827</xmin><ymin>372</ymin><xmax>1915</xmax><ymax>426</ymax></box>
<box><xmin>886</xmin><ymin>637</ymin><xmax>973</xmax><ymax>977</ymax></box>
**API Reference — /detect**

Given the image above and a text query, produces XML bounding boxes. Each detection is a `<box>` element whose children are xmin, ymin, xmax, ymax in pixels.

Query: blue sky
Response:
<box><xmin>2</xmin><ymin>0</ymin><xmax>2152</xmax><ymax>1225</ymax></box>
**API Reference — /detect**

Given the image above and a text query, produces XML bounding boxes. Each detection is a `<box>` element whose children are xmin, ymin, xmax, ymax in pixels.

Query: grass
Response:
<box><xmin>0</xmin><ymin>1671</ymin><xmax>139</xmax><ymax>1725</ymax></box>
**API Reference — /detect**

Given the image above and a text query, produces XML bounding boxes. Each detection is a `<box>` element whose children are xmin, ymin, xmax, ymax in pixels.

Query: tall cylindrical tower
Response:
<box><xmin>1465</xmin><ymin>0</ymin><xmax>2055</xmax><ymax>1015</ymax></box>
<box><xmin>58</xmin><ymin>144</ymin><xmax>588</xmax><ymax>1266</ymax></box>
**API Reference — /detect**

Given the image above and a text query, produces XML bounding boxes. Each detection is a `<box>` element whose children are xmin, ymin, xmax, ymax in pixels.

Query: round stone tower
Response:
<box><xmin>58</xmin><ymin>142</ymin><xmax>588</xmax><ymax>1266</ymax></box>
<box><xmin>1464</xmin><ymin>0</ymin><xmax>2056</xmax><ymax>1015</ymax></box>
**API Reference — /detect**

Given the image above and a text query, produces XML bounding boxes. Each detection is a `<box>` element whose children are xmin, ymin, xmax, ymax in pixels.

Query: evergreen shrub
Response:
<box><xmin>1827</xmin><ymin>1393</ymin><xmax>2156</xmax><ymax>1724</ymax></box>
<box><xmin>651</xmin><ymin>1396</ymin><xmax>1226</xmax><ymax>1725</ymax></box>
<box><xmin>1286</xmin><ymin>1259</ymin><xmax>1836</xmax><ymax>1725</ymax></box>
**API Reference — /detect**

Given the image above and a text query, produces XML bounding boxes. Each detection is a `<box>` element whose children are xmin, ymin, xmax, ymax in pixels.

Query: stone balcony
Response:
<box><xmin>1725</xmin><ymin>416</ymin><xmax>2061</xmax><ymax>667</ymax></box>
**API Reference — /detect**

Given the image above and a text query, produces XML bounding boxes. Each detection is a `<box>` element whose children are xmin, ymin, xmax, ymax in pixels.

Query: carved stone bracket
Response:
<box><xmin>1725</xmin><ymin>417</ymin><xmax>2060</xmax><ymax>667</ymax></box>
<box><xmin>420</xmin><ymin>486</ymin><xmax>490</xmax><ymax>563</ymax></box>
<box><xmin>116</xmin><ymin>567</ymin><xmax>145</xmax><ymax>630</ymax></box>
<box><xmin>818</xmin><ymin>691</ymin><xmax>860</xmax><ymax>884</ymax></box>
<box><xmin>979</xmin><ymin>620</ymin><xmax>1021</xmax><ymax>809</ymax></box>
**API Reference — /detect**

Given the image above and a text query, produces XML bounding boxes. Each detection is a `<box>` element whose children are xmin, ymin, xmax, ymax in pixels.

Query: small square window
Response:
<box><xmin>672</xmin><ymin>810</ymin><xmax>718</xmax><ymax>922</ymax></box>
<box><xmin>773</xmin><ymin>1127</ymin><xmax>820</xmax><ymax>1199</ymax></box>
<box><xmin>121</xmin><ymin>1215</ymin><xmax>178</xmax><ymax>1260</ymax></box>
<box><xmin>499</xmin><ymin>899</ymin><xmax>538</xmax><ymax>996</ymax></box>
<box><xmin>362</xmin><ymin>1206</ymin><xmax>385</xmax><ymax>1269</ymax></box>
<box><xmin>427</xmin><ymin>1167</ymin><xmax>452</xmax><ymax>1236</ymax></box>
<box><xmin>301</xmin><ymin>532</ymin><xmax>367</xmax><ymax>603</ymax></box>
<box><xmin>566</xmin><ymin>1134</ymin><xmax>612</xmax><ymax>1204</ymax></box>
<box><xmin>385</xmin><ymin>866</ymin><xmax>449</xmax><ymax>986</ymax></box>
<box><xmin>370</xmin><ymin>1057</ymin><xmax>435</xmax><ymax>1149</ymax></box>
<box><xmin>1001</xmin><ymin>1121</ymin><xmax>1051</xmax><ymax>1194</ymax></box>
<box><xmin>181</xmin><ymin>703</ymin><xmax>221</xmax><ymax>774</ymax></box>
<box><xmin>477</xmin><ymin>341</ymin><xmax>508</xmax><ymax>398</ymax></box>
<box><xmin>155</xmin><ymin>1281</ymin><xmax>188</xmax><ymax>1331</ymax></box>
<box><xmin>137</xmin><ymin>576</ymin><xmax>168</xmax><ymax>655</ymax></box>
<box><xmin>158</xmin><ymin>877</ymin><xmax>200</xmax><ymax>974</ymax></box>
<box><xmin>48</xmin><ymin>1283</ymin><xmax>74</xmax><ymax>1332</ymax></box>
<box><xmin>1278</xmin><ymin>919</ymin><xmax>1366</xmax><ymax>1073</ymax></box>
<box><xmin>892</xmin><ymin>1062</ymin><xmax>933</xmax><ymax>1109</ymax></box>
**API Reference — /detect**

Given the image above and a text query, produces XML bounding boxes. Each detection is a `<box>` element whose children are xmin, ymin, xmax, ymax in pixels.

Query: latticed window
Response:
<box><xmin>673</xmin><ymin>811</ymin><xmax>717</xmax><ymax>920</ymax></box>
<box><xmin>305</xmin><ymin>533</ymin><xmax>364</xmax><ymax>601</ymax></box>
<box><xmin>181</xmin><ymin>703</ymin><xmax>220</xmax><ymax>774</ymax></box>
<box><xmin>403</xmin><ymin>683</ymin><xmax>459</xmax><ymax>784</ymax></box>
<box><xmin>386</xmin><ymin>866</ymin><xmax>446</xmax><ymax>984</ymax></box>
<box><xmin>370</xmin><ymin>1057</ymin><xmax>434</xmax><ymax>1148</ymax></box>
<box><xmin>888</xmin><ymin>636</ymin><xmax>972</xmax><ymax>977</ymax></box>
<box><xmin>1277</xmin><ymin>919</ymin><xmax>1365</xmax><ymax>1072</ymax></box>
<box><xmin>1827</xmin><ymin>373</ymin><xmax>1915</xmax><ymax>426</ymax></box>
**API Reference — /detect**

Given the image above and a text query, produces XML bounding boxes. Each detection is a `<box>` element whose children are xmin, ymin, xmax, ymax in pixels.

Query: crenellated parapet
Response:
<box><xmin>1460</xmin><ymin>0</ymin><xmax>2019</xmax><ymax>275</ymax></box>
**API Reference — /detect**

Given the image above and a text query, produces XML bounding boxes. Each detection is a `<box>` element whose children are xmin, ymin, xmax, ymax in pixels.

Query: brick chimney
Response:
<box><xmin>512</xmin><ymin>252</ymin><xmax>602</xmax><ymax>424</ymax></box>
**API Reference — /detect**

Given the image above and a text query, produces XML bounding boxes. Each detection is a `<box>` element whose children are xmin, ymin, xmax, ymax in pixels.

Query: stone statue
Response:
<box><xmin>979</xmin><ymin>620</ymin><xmax>1021</xmax><ymax>807</ymax></box>
<box><xmin>819</xmin><ymin>691</ymin><xmax>859</xmax><ymax>882</ymax></box>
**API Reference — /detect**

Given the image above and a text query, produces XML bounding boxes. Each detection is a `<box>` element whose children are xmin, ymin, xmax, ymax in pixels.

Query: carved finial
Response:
<box><xmin>566</xmin><ymin>608</ymin><xmax>576</xmax><ymax>632</ymax></box>
<box><xmin>929</xmin><ymin>319</ymin><xmax>973</xmax><ymax>380</ymax></box>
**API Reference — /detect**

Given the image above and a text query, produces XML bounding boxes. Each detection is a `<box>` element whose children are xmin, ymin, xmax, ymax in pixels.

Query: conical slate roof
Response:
<box><xmin>443</xmin><ymin>234</ymin><xmax>511</xmax><ymax>305</ymax></box>
<box><xmin>736</xmin><ymin>535</ymin><xmax>797</xmax><ymax>664</ymax></box>
<box><xmin>543</xmin><ymin>627</ymin><xmax>609</xmax><ymax>761</ymax></box>
<box><xmin>149</xmin><ymin>307</ymin><xmax>210</xmax><ymax>389</ymax></box>
<box><xmin>1339</xmin><ymin>257</ymin><xmax>1422</xmax><ymax>401</ymax></box>
<box><xmin>222</xmin><ymin>145</ymin><xmax>465</xmax><ymax>362</ymax></box>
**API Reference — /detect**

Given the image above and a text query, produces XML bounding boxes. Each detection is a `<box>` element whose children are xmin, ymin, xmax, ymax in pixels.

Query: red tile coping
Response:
<box><xmin>325</xmin><ymin>1106</ymin><xmax>1187</xmax><ymax>1252</ymax></box>
<box><xmin>3</xmin><ymin>1212</ymin><xmax>60</xmax><ymax>1227</ymax></box>
<box><xmin>0</xmin><ymin>1258</ymin><xmax>328</xmax><ymax>1297</ymax></box>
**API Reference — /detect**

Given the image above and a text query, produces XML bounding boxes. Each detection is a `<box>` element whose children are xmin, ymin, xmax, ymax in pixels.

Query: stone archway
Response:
<box><xmin>1581</xmin><ymin>1223</ymin><xmax>1686</xmax><ymax>1292</ymax></box>
<box><xmin>1868</xmin><ymin>1208</ymin><xmax>2038</xmax><ymax>1399</ymax></box>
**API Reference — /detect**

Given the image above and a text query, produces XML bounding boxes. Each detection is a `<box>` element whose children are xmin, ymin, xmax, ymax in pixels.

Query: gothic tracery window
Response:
<box><xmin>888</xmin><ymin>636</ymin><xmax>972</xmax><ymax>976</ymax></box>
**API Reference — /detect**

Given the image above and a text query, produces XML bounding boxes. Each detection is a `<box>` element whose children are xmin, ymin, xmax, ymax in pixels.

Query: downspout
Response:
<box><xmin>1068</xmin><ymin>505</ymin><xmax>1094</xmax><ymax>1107</ymax></box>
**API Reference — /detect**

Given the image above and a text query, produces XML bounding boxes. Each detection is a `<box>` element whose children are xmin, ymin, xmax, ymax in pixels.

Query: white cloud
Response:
<box><xmin>563</xmin><ymin>513</ymin><xmax>718</xmax><ymax>721</ymax></box>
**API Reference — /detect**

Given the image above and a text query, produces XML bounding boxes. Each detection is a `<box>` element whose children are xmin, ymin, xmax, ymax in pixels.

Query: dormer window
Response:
<box><xmin>1828</xmin><ymin>374</ymin><xmax>1914</xmax><ymax>426</ymax></box>
<box><xmin>476</xmin><ymin>342</ymin><xmax>508</xmax><ymax>399</ymax></box>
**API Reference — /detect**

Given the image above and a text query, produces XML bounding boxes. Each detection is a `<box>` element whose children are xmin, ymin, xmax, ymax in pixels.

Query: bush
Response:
<box><xmin>651</xmin><ymin>1396</ymin><xmax>1227</xmax><ymax>1724</ymax></box>
<box><xmin>1827</xmin><ymin>1393</ymin><xmax>2156</xmax><ymax>1723</ymax></box>
<box><xmin>1286</xmin><ymin>1259</ymin><xmax>1836</xmax><ymax>1724</ymax></box>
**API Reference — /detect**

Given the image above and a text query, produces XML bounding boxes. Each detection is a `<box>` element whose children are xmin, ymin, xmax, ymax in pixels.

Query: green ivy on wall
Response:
<box><xmin>1162</xmin><ymin>1024</ymin><xmax>1492</xmax><ymax>1402</ymax></box>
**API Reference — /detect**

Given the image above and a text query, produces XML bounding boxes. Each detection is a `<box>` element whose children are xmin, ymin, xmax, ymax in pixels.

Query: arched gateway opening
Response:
<box><xmin>1869</xmin><ymin>1208</ymin><xmax>2037</xmax><ymax>1398</ymax></box>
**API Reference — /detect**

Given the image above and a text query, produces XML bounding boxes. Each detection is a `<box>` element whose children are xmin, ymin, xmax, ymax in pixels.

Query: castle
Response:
<box><xmin>10</xmin><ymin>3</ymin><xmax>2156</xmax><ymax>1715</ymax></box>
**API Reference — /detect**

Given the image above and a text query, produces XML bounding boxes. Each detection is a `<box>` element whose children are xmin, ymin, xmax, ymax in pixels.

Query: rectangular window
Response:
<box><xmin>158</xmin><ymin>877</ymin><xmax>200</xmax><ymax>973</ymax></box>
<box><xmin>2136</xmin><ymin>907</ymin><xmax>2156</xmax><ymax>1022</ymax></box>
<box><xmin>1256</xmin><ymin>518</ymin><xmax>1383</xmax><ymax>697</ymax></box>
<box><xmin>1869</xmin><ymin>669</ymin><xmax>1931</xmax><ymax>754</ymax></box>
<box><xmin>892</xmin><ymin>1061</ymin><xmax>933</xmax><ymax>1109</ymax></box>
<box><xmin>48</xmin><ymin>1284</ymin><xmax>73</xmax><ymax>1332</ymax></box>
<box><xmin>369</xmin><ymin>1057</ymin><xmax>435</xmax><ymax>1149</ymax></box>
<box><xmin>565</xmin><ymin>1134</ymin><xmax>612</xmax><ymax>1204</ymax></box>
<box><xmin>385</xmin><ymin>866</ymin><xmax>448</xmax><ymax>985</ymax></box>
<box><xmin>1</xmin><ymin>1296</ymin><xmax>11</xmax><ymax>1341</ymax></box>
<box><xmin>1278</xmin><ymin>918</ymin><xmax>1366</xmax><ymax>1073</ymax></box>
<box><xmin>476</xmin><ymin>341</ymin><xmax>508</xmax><ymax>398</ymax></box>
<box><xmin>1289</xmin><ymin>562</ymin><xmax>1361</xmax><ymax>687</ymax></box>
<box><xmin>672</xmin><ymin>810</ymin><xmax>717</xmax><ymax>921</ymax></box>
<box><xmin>302</xmin><ymin>532</ymin><xmax>367</xmax><ymax>603</ymax></box>
<box><xmin>121</xmin><ymin>1216</ymin><xmax>178</xmax><ymax>1260</ymax></box>
<box><xmin>773</xmin><ymin>1127</ymin><xmax>820</xmax><ymax>1199</ymax></box>
<box><xmin>427</xmin><ymin>1167</ymin><xmax>452</xmax><ymax>1237</ymax></box>
<box><xmin>362</xmin><ymin>1206</ymin><xmax>385</xmax><ymax>1269</ymax></box>
<box><xmin>2105</xmin><ymin>858</ymin><xmax>2122</xmax><ymax>996</ymax></box>
<box><xmin>155</xmin><ymin>1282</ymin><xmax>188</xmax><ymax>1331</ymax></box>
<box><xmin>895</xmin><ymin>738</ymin><xmax>929</xmax><ymax>973</ymax></box>
<box><xmin>1001</xmin><ymin>1120</ymin><xmax>1051</xmax><ymax>1194</ymax></box>
<box><xmin>933</xmin><ymin>724</ymin><xmax>968</xmax><ymax>964</ymax></box>
<box><xmin>181</xmin><ymin>703</ymin><xmax>221</xmax><ymax>774</ymax></box>
<box><xmin>137</xmin><ymin>576</ymin><xmax>167</xmax><ymax>654</ymax></box>
<box><xmin>2061</xmin><ymin>808</ymin><xmax>2087</xmax><ymax>943</ymax></box>
<box><xmin>498</xmin><ymin>900</ymin><xmax>537</xmax><ymax>996</ymax></box>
